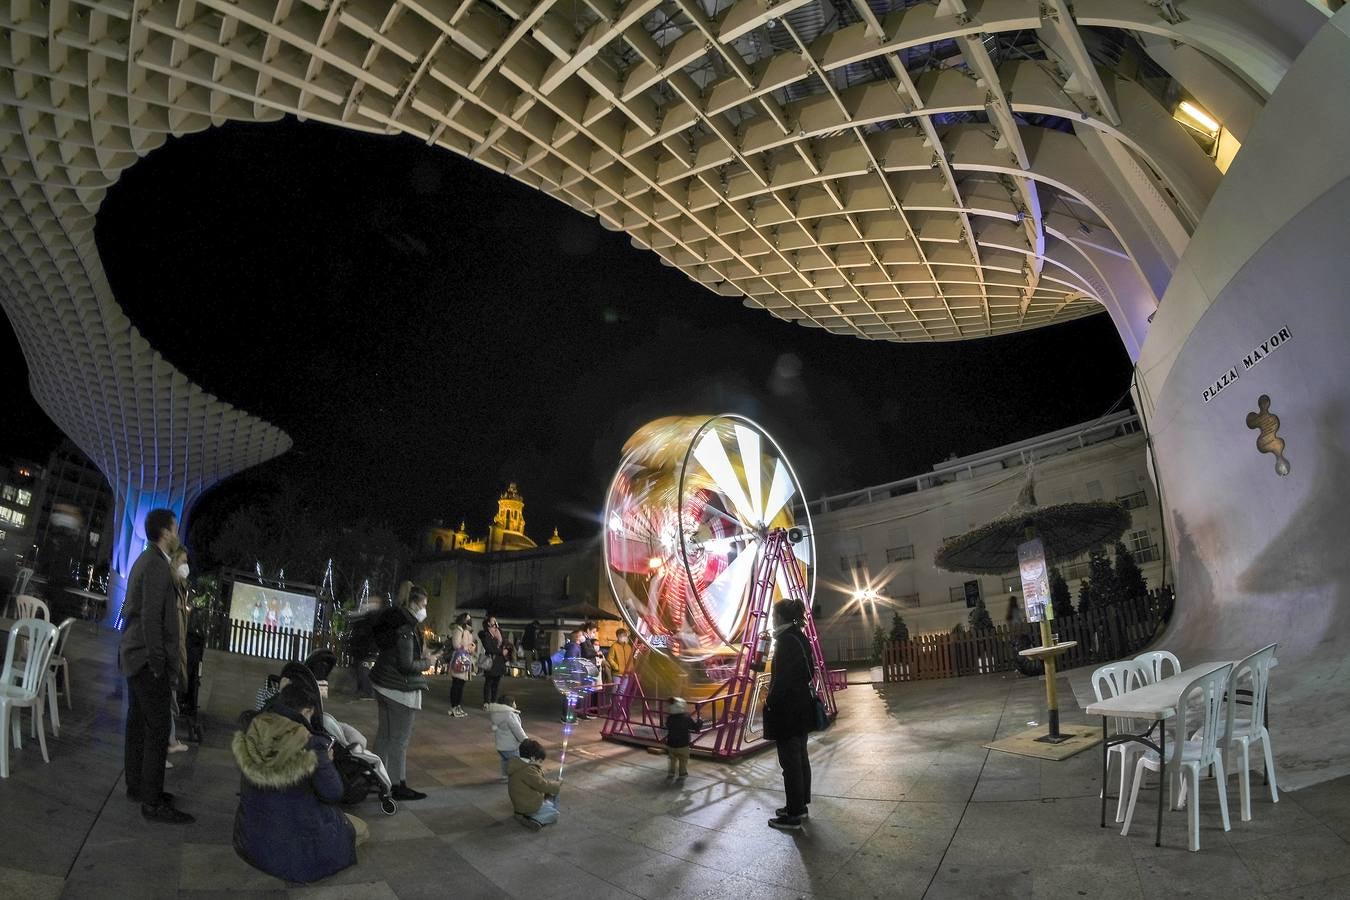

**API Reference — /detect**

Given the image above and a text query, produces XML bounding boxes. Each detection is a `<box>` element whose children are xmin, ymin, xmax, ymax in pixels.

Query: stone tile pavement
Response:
<box><xmin>2</xmin><ymin>622</ymin><xmax>1349</xmax><ymax>899</ymax></box>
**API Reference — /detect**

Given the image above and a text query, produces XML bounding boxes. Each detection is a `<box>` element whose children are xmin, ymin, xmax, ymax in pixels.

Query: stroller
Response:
<box><xmin>275</xmin><ymin>651</ymin><xmax>398</xmax><ymax>816</ymax></box>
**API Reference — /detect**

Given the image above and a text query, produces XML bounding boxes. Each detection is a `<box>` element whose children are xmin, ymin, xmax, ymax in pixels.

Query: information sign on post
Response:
<box><xmin>1017</xmin><ymin>537</ymin><xmax>1052</xmax><ymax>623</ymax></box>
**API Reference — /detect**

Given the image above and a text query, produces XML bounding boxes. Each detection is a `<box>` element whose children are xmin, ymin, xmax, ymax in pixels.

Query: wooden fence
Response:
<box><xmin>881</xmin><ymin>590</ymin><xmax>1171</xmax><ymax>683</ymax></box>
<box><xmin>207</xmin><ymin>618</ymin><xmax>315</xmax><ymax>662</ymax></box>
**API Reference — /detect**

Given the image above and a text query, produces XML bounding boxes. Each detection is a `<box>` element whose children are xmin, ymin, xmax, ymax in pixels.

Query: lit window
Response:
<box><xmin>0</xmin><ymin>529</ymin><xmax>7</xmax><ymax>542</ymax></box>
<box><xmin>0</xmin><ymin>507</ymin><xmax>12</xmax><ymax>525</ymax></box>
<box><xmin>7</xmin><ymin>511</ymin><xmax>25</xmax><ymax>528</ymax></box>
<box><xmin>0</xmin><ymin>486</ymin><xmax>13</xmax><ymax>502</ymax></box>
<box><xmin>1001</xmin><ymin>574</ymin><xmax>1022</xmax><ymax>594</ymax></box>
<box><xmin>16</xmin><ymin>489</ymin><xmax>31</xmax><ymax>507</ymax></box>
<box><xmin>885</xmin><ymin>545</ymin><xmax>914</xmax><ymax>563</ymax></box>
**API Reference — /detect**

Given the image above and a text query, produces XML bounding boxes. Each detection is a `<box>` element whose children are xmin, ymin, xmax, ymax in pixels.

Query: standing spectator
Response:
<box><xmin>562</xmin><ymin>629</ymin><xmax>583</xmax><ymax>660</ymax></box>
<box><xmin>1005</xmin><ymin>595</ymin><xmax>1024</xmax><ymax>626</ymax></box>
<box><xmin>487</xmin><ymin>694</ymin><xmax>528</xmax><ymax>782</ymax></box>
<box><xmin>558</xmin><ymin>629</ymin><xmax>591</xmax><ymax>722</ymax></box>
<box><xmin>346</xmin><ymin>594</ymin><xmax>384</xmax><ymax>699</ymax></box>
<box><xmin>664</xmin><ymin>698</ymin><xmax>702</xmax><ymax>779</ymax></box>
<box><xmin>446</xmin><ymin>613</ymin><xmax>476</xmax><ymax>718</ymax></box>
<box><xmin>478</xmin><ymin>615</ymin><xmax>508</xmax><ymax>706</ymax></box>
<box><xmin>232</xmin><ymin>682</ymin><xmax>365</xmax><ymax>882</ymax></box>
<box><xmin>522</xmin><ymin>619</ymin><xmax>550</xmax><ymax>677</ymax></box>
<box><xmin>605</xmin><ymin>628</ymin><xmax>634</xmax><ymax>684</ymax></box>
<box><xmin>166</xmin><ymin>545</ymin><xmax>192</xmax><ymax>756</ymax></box>
<box><xmin>508</xmin><ymin>739</ymin><xmax>562</xmax><ymax>831</ymax></box>
<box><xmin>762</xmin><ymin>599</ymin><xmax>818</xmax><ymax>832</ymax></box>
<box><xmin>119</xmin><ymin>508</ymin><xmax>193</xmax><ymax>824</ymax></box>
<box><xmin>580</xmin><ymin>622</ymin><xmax>603</xmax><ymax>672</ymax></box>
<box><xmin>370</xmin><ymin>587</ymin><xmax>431</xmax><ymax>801</ymax></box>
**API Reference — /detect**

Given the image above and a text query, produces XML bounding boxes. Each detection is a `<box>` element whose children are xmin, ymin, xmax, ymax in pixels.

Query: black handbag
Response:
<box><xmin>810</xmin><ymin>693</ymin><xmax>830</xmax><ymax>732</ymax></box>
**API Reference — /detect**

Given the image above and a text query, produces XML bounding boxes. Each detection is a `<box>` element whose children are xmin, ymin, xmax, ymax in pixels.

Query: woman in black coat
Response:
<box><xmin>478</xmin><ymin>616</ymin><xmax>508</xmax><ymax>705</ymax></box>
<box><xmin>762</xmin><ymin>599</ymin><xmax>818</xmax><ymax>832</ymax></box>
<box><xmin>369</xmin><ymin>588</ymin><xmax>431</xmax><ymax>801</ymax></box>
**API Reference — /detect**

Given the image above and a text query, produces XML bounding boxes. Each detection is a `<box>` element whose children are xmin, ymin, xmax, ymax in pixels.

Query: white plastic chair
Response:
<box><xmin>1223</xmin><ymin>643</ymin><xmax>1278</xmax><ymax>821</ymax></box>
<box><xmin>0</xmin><ymin>618</ymin><xmax>60</xmax><ymax>778</ymax></box>
<box><xmin>43</xmin><ymin>618</ymin><xmax>76</xmax><ymax>738</ymax></box>
<box><xmin>1091</xmin><ymin>660</ymin><xmax>1149</xmax><ymax>822</ymax></box>
<box><xmin>1122</xmin><ymin>663</ymin><xmax>1233</xmax><ymax>851</ymax></box>
<box><xmin>1134</xmin><ymin>650</ymin><xmax>1181</xmax><ymax>685</ymax></box>
<box><xmin>3</xmin><ymin>567</ymin><xmax>33</xmax><ymax>618</ymax></box>
<box><xmin>14</xmin><ymin>595</ymin><xmax>49</xmax><ymax>621</ymax></box>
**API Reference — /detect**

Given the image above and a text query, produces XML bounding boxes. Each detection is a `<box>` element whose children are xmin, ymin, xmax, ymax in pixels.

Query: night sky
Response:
<box><xmin>2</xmin><ymin>116</ymin><xmax>1133</xmax><ymax>549</ymax></box>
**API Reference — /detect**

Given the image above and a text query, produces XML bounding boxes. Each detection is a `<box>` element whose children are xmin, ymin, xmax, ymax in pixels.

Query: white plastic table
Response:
<box><xmin>1086</xmin><ymin>658</ymin><xmax>1276</xmax><ymax>847</ymax></box>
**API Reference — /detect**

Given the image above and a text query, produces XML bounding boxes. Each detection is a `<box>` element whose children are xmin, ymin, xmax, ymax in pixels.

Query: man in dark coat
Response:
<box><xmin>762</xmin><ymin>599</ymin><xmax>818</xmax><ymax>832</ymax></box>
<box><xmin>119</xmin><ymin>507</ymin><xmax>193</xmax><ymax>824</ymax></box>
<box><xmin>233</xmin><ymin>683</ymin><xmax>365</xmax><ymax>882</ymax></box>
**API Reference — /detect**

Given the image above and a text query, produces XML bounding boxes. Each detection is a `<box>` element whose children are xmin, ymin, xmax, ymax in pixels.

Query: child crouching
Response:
<box><xmin>508</xmin><ymin>739</ymin><xmax>562</xmax><ymax>831</ymax></box>
<box><xmin>487</xmin><ymin>695</ymin><xmax>528</xmax><ymax>783</ymax></box>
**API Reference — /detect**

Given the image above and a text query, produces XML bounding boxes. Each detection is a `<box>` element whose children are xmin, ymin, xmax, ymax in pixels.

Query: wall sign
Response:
<box><xmin>1202</xmin><ymin>326</ymin><xmax>1293</xmax><ymax>402</ymax></box>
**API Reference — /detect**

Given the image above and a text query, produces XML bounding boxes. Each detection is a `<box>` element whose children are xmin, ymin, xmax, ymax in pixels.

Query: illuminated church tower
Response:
<box><xmin>486</xmin><ymin>483</ymin><xmax>536</xmax><ymax>552</ymax></box>
<box><xmin>420</xmin><ymin>483</ymin><xmax>568</xmax><ymax>555</ymax></box>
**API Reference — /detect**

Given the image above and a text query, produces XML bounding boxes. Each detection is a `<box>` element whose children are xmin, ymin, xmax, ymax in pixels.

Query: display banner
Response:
<box><xmin>1018</xmin><ymin>538</ymin><xmax>1052</xmax><ymax>622</ymax></box>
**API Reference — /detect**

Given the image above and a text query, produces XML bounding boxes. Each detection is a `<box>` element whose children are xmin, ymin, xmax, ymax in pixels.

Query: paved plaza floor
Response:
<box><xmin>1</xmin><ymin>622</ymin><xmax>1348</xmax><ymax>899</ymax></box>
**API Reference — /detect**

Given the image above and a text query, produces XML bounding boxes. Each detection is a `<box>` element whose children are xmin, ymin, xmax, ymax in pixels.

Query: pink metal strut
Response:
<box><xmin>601</xmin><ymin>528</ymin><xmax>834</xmax><ymax>758</ymax></box>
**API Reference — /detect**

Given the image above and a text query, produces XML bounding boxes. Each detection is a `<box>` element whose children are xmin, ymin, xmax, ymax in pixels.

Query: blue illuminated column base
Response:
<box><xmin>107</xmin><ymin>484</ymin><xmax>197</xmax><ymax>626</ymax></box>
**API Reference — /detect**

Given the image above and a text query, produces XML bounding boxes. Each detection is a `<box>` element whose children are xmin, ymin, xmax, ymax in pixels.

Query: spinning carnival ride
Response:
<box><xmin>600</xmin><ymin>415</ymin><xmax>837</xmax><ymax>758</ymax></box>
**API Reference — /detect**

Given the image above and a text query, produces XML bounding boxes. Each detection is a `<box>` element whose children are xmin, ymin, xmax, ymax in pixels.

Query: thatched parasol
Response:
<box><xmin>934</xmin><ymin>475</ymin><xmax>1131</xmax><ymax>575</ymax></box>
<box><xmin>934</xmin><ymin>471</ymin><xmax>1131</xmax><ymax>746</ymax></box>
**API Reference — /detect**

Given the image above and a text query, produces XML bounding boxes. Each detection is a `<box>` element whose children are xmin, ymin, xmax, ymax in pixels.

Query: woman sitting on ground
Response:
<box><xmin>232</xmin><ymin>682</ymin><xmax>367</xmax><ymax>883</ymax></box>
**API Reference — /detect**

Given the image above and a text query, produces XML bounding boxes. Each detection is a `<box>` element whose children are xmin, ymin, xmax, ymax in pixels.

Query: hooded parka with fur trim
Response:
<box><xmin>232</xmin><ymin>706</ymin><xmax>357</xmax><ymax>883</ymax></box>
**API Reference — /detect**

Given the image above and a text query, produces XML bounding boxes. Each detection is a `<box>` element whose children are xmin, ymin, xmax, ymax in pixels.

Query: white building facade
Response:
<box><xmin>807</xmin><ymin>412</ymin><xmax>1164</xmax><ymax>661</ymax></box>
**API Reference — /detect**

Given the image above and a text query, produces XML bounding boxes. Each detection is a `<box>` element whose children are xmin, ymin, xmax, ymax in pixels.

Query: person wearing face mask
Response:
<box><xmin>605</xmin><ymin>628</ymin><xmax>634</xmax><ymax>688</ymax></box>
<box><xmin>369</xmin><ymin>586</ymin><xmax>431</xmax><ymax>801</ymax></box>
<box><xmin>165</xmin><ymin>546</ymin><xmax>192</xmax><ymax>757</ymax></box>
<box><xmin>478</xmin><ymin>616</ymin><xmax>508</xmax><ymax>707</ymax></box>
<box><xmin>446</xmin><ymin>612</ymin><xmax>477</xmax><ymax>718</ymax></box>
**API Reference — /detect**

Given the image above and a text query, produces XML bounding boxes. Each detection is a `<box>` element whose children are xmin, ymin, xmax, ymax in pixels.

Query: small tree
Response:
<box><xmin>950</xmin><ymin>622</ymin><xmax>966</xmax><ymax>636</ymax></box>
<box><xmin>968</xmin><ymin>595</ymin><xmax>994</xmax><ymax>632</ymax></box>
<box><xmin>888</xmin><ymin>611</ymin><xmax>909</xmax><ymax>643</ymax></box>
<box><xmin>1076</xmin><ymin>550</ymin><xmax>1120</xmax><ymax>612</ymax></box>
<box><xmin>1049</xmin><ymin>567</ymin><xmax>1074</xmax><ymax>620</ymax></box>
<box><xmin>871</xmin><ymin>625</ymin><xmax>888</xmax><ymax>663</ymax></box>
<box><xmin>1076</xmin><ymin>577</ymin><xmax>1093</xmax><ymax>614</ymax></box>
<box><xmin>1113</xmin><ymin>541</ymin><xmax>1148</xmax><ymax>603</ymax></box>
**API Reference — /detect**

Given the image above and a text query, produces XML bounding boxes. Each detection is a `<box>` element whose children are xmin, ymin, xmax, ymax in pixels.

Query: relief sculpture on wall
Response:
<box><xmin>1246</xmin><ymin>395</ymin><xmax>1291</xmax><ymax>476</ymax></box>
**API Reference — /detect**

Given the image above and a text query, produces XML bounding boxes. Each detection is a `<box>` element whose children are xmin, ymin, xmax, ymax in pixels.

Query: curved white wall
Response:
<box><xmin>1136</xmin><ymin>9</ymin><xmax>1350</xmax><ymax>789</ymax></box>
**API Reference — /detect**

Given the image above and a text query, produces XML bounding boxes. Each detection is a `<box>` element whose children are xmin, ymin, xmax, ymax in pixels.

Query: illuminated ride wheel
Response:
<box><xmin>602</xmin><ymin>415</ymin><xmax>815</xmax><ymax>685</ymax></box>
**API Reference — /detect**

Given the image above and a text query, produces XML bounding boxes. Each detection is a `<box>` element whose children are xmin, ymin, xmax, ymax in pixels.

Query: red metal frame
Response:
<box><xmin>601</xmin><ymin>528</ymin><xmax>835</xmax><ymax>758</ymax></box>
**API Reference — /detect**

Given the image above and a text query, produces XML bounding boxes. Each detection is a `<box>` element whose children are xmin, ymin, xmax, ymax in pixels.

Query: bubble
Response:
<box><xmin>550</xmin><ymin>658</ymin><xmax>599</xmax><ymax>698</ymax></box>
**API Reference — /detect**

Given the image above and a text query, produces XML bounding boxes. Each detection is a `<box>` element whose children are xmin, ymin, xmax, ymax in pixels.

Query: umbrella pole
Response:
<box><xmin>1038</xmin><ymin>619</ymin><xmax>1063</xmax><ymax>741</ymax></box>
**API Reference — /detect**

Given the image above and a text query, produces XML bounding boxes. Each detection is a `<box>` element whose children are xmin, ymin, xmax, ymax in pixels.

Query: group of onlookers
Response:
<box><xmin>118</xmin><ymin>510</ymin><xmax>822</xmax><ymax>885</ymax></box>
